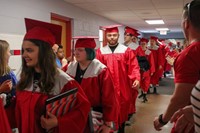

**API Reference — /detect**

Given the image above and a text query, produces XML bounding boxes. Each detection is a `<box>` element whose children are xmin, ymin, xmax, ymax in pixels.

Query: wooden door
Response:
<box><xmin>51</xmin><ymin>13</ymin><xmax>72</xmax><ymax>58</ymax></box>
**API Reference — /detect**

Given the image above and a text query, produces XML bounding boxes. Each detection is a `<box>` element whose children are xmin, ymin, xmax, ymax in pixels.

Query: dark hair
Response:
<box><xmin>17</xmin><ymin>39</ymin><xmax>58</xmax><ymax>94</ymax></box>
<box><xmin>57</xmin><ymin>45</ymin><xmax>63</xmax><ymax>54</ymax></box>
<box><xmin>124</xmin><ymin>32</ymin><xmax>133</xmax><ymax>37</ymax></box>
<box><xmin>184</xmin><ymin>0</ymin><xmax>200</xmax><ymax>31</ymax></box>
<box><xmin>85</xmin><ymin>48</ymin><xmax>95</xmax><ymax>60</ymax></box>
<box><xmin>58</xmin><ymin>45</ymin><xmax>63</xmax><ymax>49</ymax></box>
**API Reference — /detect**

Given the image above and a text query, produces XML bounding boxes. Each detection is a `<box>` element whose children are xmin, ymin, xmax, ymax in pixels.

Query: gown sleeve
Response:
<box><xmin>0</xmin><ymin>98</ymin><xmax>12</xmax><ymax>133</ymax></box>
<box><xmin>99</xmin><ymin>68</ymin><xmax>118</xmax><ymax>122</ymax></box>
<box><xmin>125</xmin><ymin>48</ymin><xmax>141</xmax><ymax>82</ymax></box>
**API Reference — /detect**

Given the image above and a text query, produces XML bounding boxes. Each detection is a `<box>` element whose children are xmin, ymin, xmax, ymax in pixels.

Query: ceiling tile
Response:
<box><xmin>158</xmin><ymin>8</ymin><xmax>182</xmax><ymax>16</ymax></box>
<box><xmin>152</xmin><ymin>0</ymin><xmax>183</xmax><ymax>8</ymax></box>
<box><xmin>63</xmin><ymin>0</ymin><xmax>191</xmax><ymax>33</ymax></box>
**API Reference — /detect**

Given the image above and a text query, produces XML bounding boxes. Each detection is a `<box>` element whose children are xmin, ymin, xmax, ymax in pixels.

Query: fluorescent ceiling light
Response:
<box><xmin>145</xmin><ymin>20</ymin><xmax>164</xmax><ymax>25</ymax></box>
<box><xmin>141</xmin><ymin>30</ymin><xmax>158</xmax><ymax>33</ymax></box>
<box><xmin>160</xmin><ymin>30</ymin><xmax>167</xmax><ymax>35</ymax></box>
<box><xmin>156</xmin><ymin>28</ymin><xmax>169</xmax><ymax>31</ymax></box>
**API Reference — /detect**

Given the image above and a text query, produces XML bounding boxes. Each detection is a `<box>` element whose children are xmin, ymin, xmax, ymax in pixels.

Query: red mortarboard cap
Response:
<box><xmin>140</xmin><ymin>38</ymin><xmax>149</xmax><ymax>43</ymax></box>
<box><xmin>168</xmin><ymin>42</ymin><xmax>173</xmax><ymax>47</ymax></box>
<box><xmin>150</xmin><ymin>36</ymin><xmax>158</xmax><ymax>41</ymax></box>
<box><xmin>133</xmin><ymin>32</ymin><xmax>140</xmax><ymax>37</ymax></box>
<box><xmin>73</xmin><ymin>36</ymin><xmax>98</xmax><ymax>49</ymax></box>
<box><xmin>125</xmin><ymin>26</ymin><xmax>140</xmax><ymax>37</ymax></box>
<box><xmin>24</xmin><ymin>18</ymin><xmax>62</xmax><ymax>47</ymax></box>
<box><xmin>102</xmin><ymin>24</ymin><xmax>122</xmax><ymax>33</ymax></box>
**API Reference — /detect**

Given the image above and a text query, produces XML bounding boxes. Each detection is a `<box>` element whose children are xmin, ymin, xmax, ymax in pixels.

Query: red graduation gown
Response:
<box><xmin>136</xmin><ymin>46</ymin><xmax>155</xmax><ymax>92</ymax></box>
<box><xmin>158</xmin><ymin>45</ymin><xmax>167</xmax><ymax>77</ymax></box>
<box><xmin>15</xmin><ymin>69</ymin><xmax>90</xmax><ymax>133</ymax></box>
<box><xmin>96</xmin><ymin>44</ymin><xmax>140</xmax><ymax>125</ymax></box>
<box><xmin>0</xmin><ymin>98</ymin><xmax>12</xmax><ymax>133</ymax></box>
<box><xmin>165</xmin><ymin>48</ymin><xmax>179</xmax><ymax>71</ymax></box>
<box><xmin>148</xmin><ymin>45</ymin><xmax>164</xmax><ymax>85</ymax></box>
<box><xmin>125</xmin><ymin>43</ymin><xmax>142</xmax><ymax>114</ymax></box>
<box><xmin>67</xmin><ymin>59</ymin><xmax>118</xmax><ymax>131</ymax></box>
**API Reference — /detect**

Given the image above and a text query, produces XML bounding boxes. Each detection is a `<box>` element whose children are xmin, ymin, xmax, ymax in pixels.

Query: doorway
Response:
<box><xmin>51</xmin><ymin>13</ymin><xmax>72</xmax><ymax>58</ymax></box>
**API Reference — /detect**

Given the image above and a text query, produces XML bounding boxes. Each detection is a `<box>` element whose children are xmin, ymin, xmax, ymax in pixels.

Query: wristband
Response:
<box><xmin>158</xmin><ymin>114</ymin><xmax>168</xmax><ymax>125</ymax></box>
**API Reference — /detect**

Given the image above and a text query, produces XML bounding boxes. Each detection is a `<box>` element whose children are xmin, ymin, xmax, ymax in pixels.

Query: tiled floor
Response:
<box><xmin>125</xmin><ymin>94</ymin><xmax>174</xmax><ymax>133</ymax></box>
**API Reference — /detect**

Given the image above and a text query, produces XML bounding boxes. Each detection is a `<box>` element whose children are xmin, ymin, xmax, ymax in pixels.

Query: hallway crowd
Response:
<box><xmin>1</xmin><ymin>0</ymin><xmax>200</xmax><ymax>133</ymax></box>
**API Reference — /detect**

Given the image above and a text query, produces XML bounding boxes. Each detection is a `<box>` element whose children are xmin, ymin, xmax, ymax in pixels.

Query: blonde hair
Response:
<box><xmin>0</xmin><ymin>40</ymin><xmax>10</xmax><ymax>76</ymax></box>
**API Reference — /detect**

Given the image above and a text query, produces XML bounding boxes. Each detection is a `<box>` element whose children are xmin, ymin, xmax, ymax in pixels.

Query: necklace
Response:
<box><xmin>79</xmin><ymin>68</ymin><xmax>87</xmax><ymax>78</ymax></box>
<box><xmin>33</xmin><ymin>80</ymin><xmax>39</xmax><ymax>92</ymax></box>
<box><xmin>78</xmin><ymin>61</ymin><xmax>92</xmax><ymax>78</ymax></box>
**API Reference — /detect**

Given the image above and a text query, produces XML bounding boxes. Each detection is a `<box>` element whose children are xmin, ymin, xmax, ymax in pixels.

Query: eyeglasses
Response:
<box><xmin>186</xmin><ymin>1</ymin><xmax>192</xmax><ymax>20</ymax></box>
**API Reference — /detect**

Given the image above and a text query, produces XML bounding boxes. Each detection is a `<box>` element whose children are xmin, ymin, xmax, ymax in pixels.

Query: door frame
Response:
<box><xmin>51</xmin><ymin>13</ymin><xmax>72</xmax><ymax>57</ymax></box>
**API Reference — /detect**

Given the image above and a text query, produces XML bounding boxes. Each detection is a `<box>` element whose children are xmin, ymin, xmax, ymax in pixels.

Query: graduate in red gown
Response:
<box><xmin>164</xmin><ymin>42</ymin><xmax>179</xmax><ymax>74</ymax></box>
<box><xmin>124</xmin><ymin>26</ymin><xmax>140</xmax><ymax>51</ymax></box>
<box><xmin>157</xmin><ymin>41</ymin><xmax>179</xmax><ymax>77</ymax></box>
<box><xmin>163</xmin><ymin>42</ymin><xmax>172</xmax><ymax>73</ymax></box>
<box><xmin>13</xmin><ymin>18</ymin><xmax>90</xmax><ymax>133</ymax></box>
<box><xmin>123</xmin><ymin>26</ymin><xmax>142</xmax><ymax>123</ymax></box>
<box><xmin>66</xmin><ymin>36</ymin><xmax>118</xmax><ymax>133</ymax></box>
<box><xmin>148</xmin><ymin>36</ymin><xmax>164</xmax><ymax>94</ymax></box>
<box><xmin>136</xmin><ymin>38</ymin><xmax>155</xmax><ymax>102</ymax></box>
<box><xmin>96</xmin><ymin>25</ymin><xmax>140</xmax><ymax>133</ymax></box>
<box><xmin>157</xmin><ymin>40</ymin><xmax>168</xmax><ymax>79</ymax></box>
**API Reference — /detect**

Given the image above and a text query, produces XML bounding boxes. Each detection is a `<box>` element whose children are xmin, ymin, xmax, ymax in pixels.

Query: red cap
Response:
<box><xmin>133</xmin><ymin>32</ymin><xmax>140</xmax><ymax>37</ymax></box>
<box><xmin>101</xmin><ymin>24</ymin><xmax>122</xmax><ymax>33</ymax></box>
<box><xmin>125</xmin><ymin>26</ymin><xmax>140</xmax><ymax>37</ymax></box>
<box><xmin>168</xmin><ymin>42</ymin><xmax>172</xmax><ymax>47</ymax></box>
<box><xmin>140</xmin><ymin>38</ymin><xmax>149</xmax><ymax>43</ymax></box>
<box><xmin>73</xmin><ymin>36</ymin><xmax>98</xmax><ymax>49</ymax></box>
<box><xmin>150</xmin><ymin>36</ymin><xmax>158</xmax><ymax>41</ymax></box>
<box><xmin>24</xmin><ymin>18</ymin><xmax>62</xmax><ymax>47</ymax></box>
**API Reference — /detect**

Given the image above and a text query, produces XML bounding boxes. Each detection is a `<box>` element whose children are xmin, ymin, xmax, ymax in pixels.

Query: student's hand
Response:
<box><xmin>170</xmin><ymin>105</ymin><xmax>194</xmax><ymax>133</ymax></box>
<box><xmin>153</xmin><ymin>116</ymin><xmax>163</xmax><ymax>131</ymax></box>
<box><xmin>52</xmin><ymin>44</ymin><xmax>59</xmax><ymax>53</ymax></box>
<box><xmin>166</xmin><ymin>56</ymin><xmax>175</xmax><ymax>66</ymax></box>
<box><xmin>132</xmin><ymin>80</ymin><xmax>140</xmax><ymax>89</ymax></box>
<box><xmin>0</xmin><ymin>80</ymin><xmax>12</xmax><ymax>93</ymax></box>
<box><xmin>40</xmin><ymin>112</ymin><xmax>58</xmax><ymax>130</ymax></box>
<box><xmin>97</xmin><ymin>124</ymin><xmax>111</xmax><ymax>133</ymax></box>
<box><xmin>159</xmin><ymin>65</ymin><xmax>162</xmax><ymax>70</ymax></box>
<box><xmin>0</xmin><ymin>93</ymin><xmax>7</xmax><ymax>106</ymax></box>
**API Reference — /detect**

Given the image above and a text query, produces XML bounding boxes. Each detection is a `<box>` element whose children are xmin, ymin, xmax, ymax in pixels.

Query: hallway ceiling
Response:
<box><xmin>64</xmin><ymin>0</ymin><xmax>191</xmax><ymax>33</ymax></box>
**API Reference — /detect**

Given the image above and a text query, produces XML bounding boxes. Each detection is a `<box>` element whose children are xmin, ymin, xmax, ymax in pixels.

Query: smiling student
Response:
<box><xmin>14</xmin><ymin>18</ymin><xmax>90</xmax><ymax>133</ymax></box>
<box><xmin>66</xmin><ymin>36</ymin><xmax>118</xmax><ymax>133</ymax></box>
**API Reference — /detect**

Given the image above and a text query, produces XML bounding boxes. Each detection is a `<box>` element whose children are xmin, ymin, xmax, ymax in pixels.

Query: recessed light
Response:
<box><xmin>145</xmin><ymin>20</ymin><xmax>164</xmax><ymax>25</ymax></box>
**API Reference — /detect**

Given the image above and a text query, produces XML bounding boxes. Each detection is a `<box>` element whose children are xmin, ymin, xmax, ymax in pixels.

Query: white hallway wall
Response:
<box><xmin>0</xmin><ymin>0</ymin><xmax>125</xmax><ymax>75</ymax></box>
